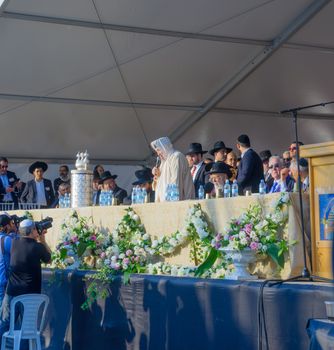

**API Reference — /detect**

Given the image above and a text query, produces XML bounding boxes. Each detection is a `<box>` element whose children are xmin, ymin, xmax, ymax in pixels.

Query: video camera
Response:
<box><xmin>35</xmin><ymin>217</ymin><xmax>53</xmax><ymax>235</ymax></box>
<box><xmin>10</xmin><ymin>214</ymin><xmax>26</xmax><ymax>227</ymax></box>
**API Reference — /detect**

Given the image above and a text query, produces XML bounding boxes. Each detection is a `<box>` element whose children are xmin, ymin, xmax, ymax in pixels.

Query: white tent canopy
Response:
<box><xmin>0</xmin><ymin>0</ymin><xmax>334</xmax><ymax>165</ymax></box>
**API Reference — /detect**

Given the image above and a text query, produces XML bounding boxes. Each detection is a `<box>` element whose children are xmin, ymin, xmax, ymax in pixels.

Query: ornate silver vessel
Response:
<box><xmin>71</xmin><ymin>151</ymin><xmax>93</xmax><ymax>207</ymax></box>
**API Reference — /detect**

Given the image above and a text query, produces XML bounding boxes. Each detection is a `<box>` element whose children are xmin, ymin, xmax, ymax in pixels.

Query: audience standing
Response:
<box><xmin>209</xmin><ymin>141</ymin><xmax>232</xmax><ymax>163</ymax></box>
<box><xmin>0</xmin><ymin>157</ymin><xmax>23</xmax><ymax>209</ymax></box>
<box><xmin>290</xmin><ymin>158</ymin><xmax>309</xmax><ymax>193</ymax></box>
<box><xmin>186</xmin><ymin>143</ymin><xmax>207</xmax><ymax>199</ymax></box>
<box><xmin>53</xmin><ymin>165</ymin><xmax>70</xmax><ymax>194</ymax></box>
<box><xmin>236</xmin><ymin>134</ymin><xmax>264</xmax><ymax>194</ymax></box>
<box><xmin>20</xmin><ymin>161</ymin><xmax>55</xmax><ymax>208</ymax></box>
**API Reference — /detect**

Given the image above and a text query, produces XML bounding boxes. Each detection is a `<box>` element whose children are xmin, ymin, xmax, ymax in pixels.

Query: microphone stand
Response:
<box><xmin>277</xmin><ymin>101</ymin><xmax>334</xmax><ymax>283</ymax></box>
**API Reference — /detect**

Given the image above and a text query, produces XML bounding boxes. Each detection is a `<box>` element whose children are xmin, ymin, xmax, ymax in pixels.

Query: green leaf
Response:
<box><xmin>267</xmin><ymin>244</ymin><xmax>285</xmax><ymax>268</ymax></box>
<box><xmin>77</xmin><ymin>242</ymin><xmax>88</xmax><ymax>258</ymax></box>
<box><xmin>123</xmin><ymin>271</ymin><xmax>131</xmax><ymax>285</ymax></box>
<box><xmin>60</xmin><ymin>248</ymin><xmax>68</xmax><ymax>260</ymax></box>
<box><xmin>195</xmin><ymin>248</ymin><xmax>218</xmax><ymax>277</ymax></box>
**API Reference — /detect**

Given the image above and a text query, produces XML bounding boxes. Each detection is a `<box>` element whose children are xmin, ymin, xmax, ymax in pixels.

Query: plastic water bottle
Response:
<box><xmin>170</xmin><ymin>184</ymin><xmax>179</xmax><ymax>201</ymax></box>
<box><xmin>223</xmin><ymin>180</ymin><xmax>231</xmax><ymax>198</ymax></box>
<box><xmin>231</xmin><ymin>180</ymin><xmax>238</xmax><ymax>197</ymax></box>
<box><xmin>131</xmin><ymin>187</ymin><xmax>137</xmax><ymax>204</ymax></box>
<box><xmin>66</xmin><ymin>193</ymin><xmax>71</xmax><ymax>208</ymax></box>
<box><xmin>59</xmin><ymin>195</ymin><xmax>65</xmax><ymax>208</ymax></box>
<box><xmin>198</xmin><ymin>185</ymin><xmax>205</xmax><ymax>199</ymax></box>
<box><xmin>99</xmin><ymin>190</ymin><xmax>106</xmax><ymax>206</ymax></box>
<box><xmin>175</xmin><ymin>184</ymin><xmax>180</xmax><ymax>201</ymax></box>
<box><xmin>259</xmin><ymin>179</ymin><xmax>266</xmax><ymax>195</ymax></box>
<box><xmin>141</xmin><ymin>188</ymin><xmax>147</xmax><ymax>203</ymax></box>
<box><xmin>106</xmin><ymin>190</ymin><xmax>113</xmax><ymax>206</ymax></box>
<box><xmin>165</xmin><ymin>184</ymin><xmax>171</xmax><ymax>201</ymax></box>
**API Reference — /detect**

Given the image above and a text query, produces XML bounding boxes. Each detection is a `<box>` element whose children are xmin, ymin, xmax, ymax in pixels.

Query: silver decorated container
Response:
<box><xmin>71</xmin><ymin>169</ymin><xmax>93</xmax><ymax>207</ymax></box>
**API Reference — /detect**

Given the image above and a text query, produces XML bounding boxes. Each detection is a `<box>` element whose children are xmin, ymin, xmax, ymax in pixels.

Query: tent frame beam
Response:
<box><xmin>0</xmin><ymin>92</ymin><xmax>333</xmax><ymax>120</ymax></box>
<box><xmin>3</xmin><ymin>10</ymin><xmax>334</xmax><ymax>54</ymax></box>
<box><xmin>167</xmin><ymin>0</ymin><xmax>331</xmax><ymax>144</ymax></box>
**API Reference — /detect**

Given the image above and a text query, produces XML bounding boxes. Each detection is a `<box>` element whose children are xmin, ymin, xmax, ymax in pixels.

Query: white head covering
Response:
<box><xmin>150</xmin><ymin>137</ymin><xmax>174</xmax><ymax>159</ymax></box>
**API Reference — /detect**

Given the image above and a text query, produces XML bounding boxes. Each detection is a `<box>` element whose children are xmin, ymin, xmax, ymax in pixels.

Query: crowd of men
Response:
<box><xmin>0</xmin><ymin>135</ymin><xmax>309</xmax><ymax>209</ymax></box>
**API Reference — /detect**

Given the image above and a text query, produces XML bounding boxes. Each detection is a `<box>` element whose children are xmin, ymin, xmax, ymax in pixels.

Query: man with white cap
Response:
<box><xmin>0</xmin><ymin>219</ymin><xmax>51</xmax><ymax>339</ymax></box>
<box><xmin>151</xmin><ymin>137</ymin><xmax>195</xmax><ymax>202</ymax></box>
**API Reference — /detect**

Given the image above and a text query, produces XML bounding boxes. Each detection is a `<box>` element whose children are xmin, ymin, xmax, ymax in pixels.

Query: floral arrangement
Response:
<box><xmin>51</xmin><ymin>195</ymin><xmax>294</xmax><ymax>307</ymax></box>
<box><xmin>197</xmin><ymin>193</ymin><xmax>294</xmax><ymax>275</ymax></box>
<box><xmin>52</xmin><ymin>210</ymin><xmax>107</xmax><ymax>269</ymax></box>
<box><xmin>95</xmin><ymin>207</ymin><xmax>151</xmax><ymax>277</ymax></box>
<box><xmin>149</xmin><ymin>203</ymin><xmax>214</xmax><ymax>265</ymax></box>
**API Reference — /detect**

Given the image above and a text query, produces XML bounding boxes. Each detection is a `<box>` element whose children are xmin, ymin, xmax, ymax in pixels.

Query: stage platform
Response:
<box><xmin>41</xmin><ymin>269</ymin><xmax>333</xmax><ymax>350</ymax></box>
<box><xmin>14</xmin><ymin>193</ymin><xmax>310</xmax><ymax>279</ymax></box>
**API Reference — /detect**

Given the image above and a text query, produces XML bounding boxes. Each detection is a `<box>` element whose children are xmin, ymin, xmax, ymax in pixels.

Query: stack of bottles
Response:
<box><xmin>131</xmin><ymin>186</ymin><xmax>148</xmax><ymax>204</ymax></box>
<box><xmin>99</xmin><ymin>190</ymin><xmax>113</xmax><ymax>206</ymax></box>
<box><xmin>165</xmin><ymin>183</ymin><xmax>180</xmax><ymax>201</ymax></box>
<box><xmin>59</xmin><ymin>193</ymin><xmax>71</xmax><ymax>208</ymax></box>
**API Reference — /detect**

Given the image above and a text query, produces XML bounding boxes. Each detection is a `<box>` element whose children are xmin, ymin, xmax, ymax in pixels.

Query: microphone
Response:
<box><xmin>156</xmin><ymin>156</ymin><xmax>161</xmax><ymax>168</ymax></box>
<box><xmin>204</xmin><ymin>182</ymin><xmax>214</xmax><ymax>194</ymax></box>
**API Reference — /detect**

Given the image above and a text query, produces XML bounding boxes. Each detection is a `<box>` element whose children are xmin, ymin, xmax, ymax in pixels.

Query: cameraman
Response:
<box><xmin>0</xmin><ymin>219</ymin><xmax>51</xmax><ymax>338</ymax></box>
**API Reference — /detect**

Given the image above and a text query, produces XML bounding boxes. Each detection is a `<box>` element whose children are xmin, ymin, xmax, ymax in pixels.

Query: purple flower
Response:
<box><xmin>72</xmin><ymin>236</ymin><xmax>79</xmax><ymax>243</ymax></box>
<box><xmin>123</xmin><ymin>258</ymin><xmax>130</xmax><ymax>265</ymax></box>
<box><xmin>90</xmin><ymin>235</ymin><xmax>97</xmax><ymax>241</ymax></box>
<box><xmin>250</xmin><ymin>242</ymin><xmax>258</xmax><ymax>250</ymax></box>
<box><xmin>215</xmin><ymin>233</ymin><xmax>222</xmax><ymax>241</ymax></box>
<box><xmin>214</xmin><ymin>242</ymin><xmax>222</xmax><ymax>249</ymax></box>
<box><xmin>100</xmin><ymin>252</ymin><xmax>106</xmax><ymax>259</ymax></box>
<box><xmin>126</xmin><ymin>249</ymin><xmax>133</xmax><ymax>256</ymax></box>
<box><xmin>244</xmin><ymin>224</ymin><xmax>253</xmax><ymax>234</ymax></box>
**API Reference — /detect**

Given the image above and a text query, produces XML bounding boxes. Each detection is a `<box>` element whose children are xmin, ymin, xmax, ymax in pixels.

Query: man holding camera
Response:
<box><xmin>0</xmin><ymin>219</ymin><xmax>51</xmax><ymax>339</ymax></box>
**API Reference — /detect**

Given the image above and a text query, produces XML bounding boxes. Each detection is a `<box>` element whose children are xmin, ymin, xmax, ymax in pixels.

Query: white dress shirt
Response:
<box><xmin>191</xmin><ymin>161</ymin><xmax>203</xmax><ymax>181</ymax></box>
<box><xmin>35</xmin><ymin>180</ymin><xmax>47</xmax><ymax>206</ymax></box>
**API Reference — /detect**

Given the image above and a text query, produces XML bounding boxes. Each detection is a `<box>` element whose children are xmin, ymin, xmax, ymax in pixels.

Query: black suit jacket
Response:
<box><xmin>96</xmin><ymin>185</ymin><xmax>128</xmax><ymax>205</ymax></box>
<box><xmin>237</xmin><ymin>149</ymin><xmax>264</xmax><ymax>194</ymax></box>
<box><xmin>20</xmin><ymin>179</ymin><xmax>55</xmax><ymax>208</ymax></box>
<box><xmin>0</xmin><ymin>171</ymin><xmax>20</xmax><ymax>207</ymax></box>
<box><xmin>193</xmin><ymin>163</ymin><xmax>206</xmax><ymax>199</ymax></box>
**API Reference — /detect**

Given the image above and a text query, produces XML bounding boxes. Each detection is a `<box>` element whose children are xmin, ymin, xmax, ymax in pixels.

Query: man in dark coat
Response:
<box><xmin>20</xmin><ymin>161</ymin><xmax>55</xmax><ymax>208</ymax></box>
<box><xmin>96</xmin><ymin>171</ymin><xmax>127</xmax><ymax>205</ymax></box>
<box><xmin>185</xmin><ymin>143</ymin><xmax>207</xmax><ymax>198</ymax></box>
<box><xmin>53</xmin><ymin>165</ymin><xmax>71</xmax><ymax>194</ymax></box>
<box><xmin>132</xmin><ymin>167</ymin><xmax>155</xmax><ymax>203</ymax></box>
<box><xmin>0</xmin><ymin>157</ymin><xmax>23</xmax><ymax>209</ymax></box>
<box><xmin>236</xmin><ymin>134</ymin><xmax>264</xmax><ymax>195</ymax></box>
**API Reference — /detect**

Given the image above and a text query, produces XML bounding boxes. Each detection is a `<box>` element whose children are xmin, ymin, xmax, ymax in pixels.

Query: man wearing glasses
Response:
<box><xmin>268</xmin><ymin>156</ymin><xmax>294</xmax><ymax>193</ymax></box>
<box><xmin>0</xmin><ymin>157</ymin><xmax>22</xmax><ymax>210</ymax></box>
<box><xmin>289</xmin><ymin>141</ymin><xmax>304</xmax><ymax>160</ymax></box>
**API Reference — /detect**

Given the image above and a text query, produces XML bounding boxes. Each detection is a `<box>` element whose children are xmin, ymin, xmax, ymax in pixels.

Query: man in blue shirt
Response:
<box><xmin>0</xmin><ymin>157</ymin><xmax>22</xmax><ymax>209</ymax></box>
<box><xmin>0</xmin><ymin>215</ymin><xmax>12</xmax><ymax>307</ymax></box>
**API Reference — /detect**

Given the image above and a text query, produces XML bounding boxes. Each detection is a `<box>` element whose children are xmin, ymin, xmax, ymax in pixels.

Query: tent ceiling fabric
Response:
<box><xmin>0</xmin><ymin>0</ymin><xmax>333</xmax><ymax>163</ymax></box>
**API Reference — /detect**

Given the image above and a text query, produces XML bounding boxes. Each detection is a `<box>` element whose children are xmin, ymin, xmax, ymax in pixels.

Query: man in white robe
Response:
<box><xmin>151</xmin><ymin>137</ymin><xmax>195</xmax><ymax>202</ymax></box>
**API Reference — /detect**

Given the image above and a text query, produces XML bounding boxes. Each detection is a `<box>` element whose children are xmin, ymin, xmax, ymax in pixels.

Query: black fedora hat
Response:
<box><xmin>133</xmin><ymin>167</ymin><xmax>153</xmax><ymax>185</ymax></box>
<box><xmin>99</xmin><ymin>171</ymin><xmax>117</xmax><ymax>184</ymax></box>
<box><xmin>186</xmin><ymin>143</ymin><xmax>207</xmax><ymax>155</ymax></box>
<box><xmin>135</xmin><ymin>167</ymin><xmax>153</xmax><ymax>180</ymax></box>
<box><xmin>209</xmin><ymin>141</ymin><xmax>232</xmax><ymax>156</ymax></box>
<box><xmin>132</xmin><ymin>173</ymin><xmax>153</xmax><ymax>186</ymax></box>
<box><xmin>29</xmin><ymin>161</ymin><xmax>48</xmax><ymax>174</ymax></box>
<box><xmin>205</xmin><ymin>161</ymin><xmax>232</xmax><ymax>178</ymax></box>
<box><xmin>259</xmin><ymin>150</ymin><xmax>272</xmax><ymax>162</ymax></box>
